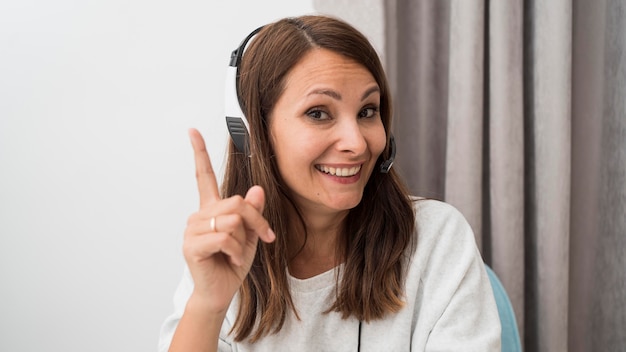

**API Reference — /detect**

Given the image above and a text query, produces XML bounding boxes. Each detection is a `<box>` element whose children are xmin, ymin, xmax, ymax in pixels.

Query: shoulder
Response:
<box><xmin>406</xmin><ymin>197</ymin><xmax>483</xmax><ymax>295</ymax></box>
<box><xmin>401</xmin><ymin>199</ymin><xmax>500</xmax><ymax>350</ymax></box>
<box><xmin>410</xmin><ymin>197</ymin><xmax>475</xmax><ymax>252</ymax></box>
<box><xmin>411</xmin><ymin>197</ymin><xmax>469</xmax><ymax>227</ymax></box>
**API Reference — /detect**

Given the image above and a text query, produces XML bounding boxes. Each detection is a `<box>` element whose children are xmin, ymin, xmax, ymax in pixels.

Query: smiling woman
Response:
<box><xmin>159</xmin><ymin>15</ymin><xmax>501</xmax><ymax>352</ymax></box>
<box><xmin>270</xmin><ymin>48</ymin><xmax>386</xmax><ymax>217</ymax></box>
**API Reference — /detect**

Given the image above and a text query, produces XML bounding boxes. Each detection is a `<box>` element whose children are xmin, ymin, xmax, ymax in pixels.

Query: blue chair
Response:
<box><xmin>485</xmin><ymin>265</ymin><xmax>522</xmax><ymax>352</ymax></box>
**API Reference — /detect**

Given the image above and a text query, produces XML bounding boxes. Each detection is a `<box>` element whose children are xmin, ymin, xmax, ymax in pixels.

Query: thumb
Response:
<box><xmin>245</xmin><ymin>185</ymin><xmax>266</xmax><ymax>213</ymax></box>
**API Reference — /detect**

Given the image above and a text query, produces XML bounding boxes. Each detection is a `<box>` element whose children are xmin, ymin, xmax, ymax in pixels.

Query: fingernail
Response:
<box><xmin>267</xmin><ymin>228</ymin><xmax>276</xmax><ymax>241</ymax></box>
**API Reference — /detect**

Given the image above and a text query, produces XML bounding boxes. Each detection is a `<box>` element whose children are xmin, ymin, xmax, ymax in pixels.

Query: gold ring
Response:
<box><xmin>210</xmin><ymin>217</ymin><xmax>217</xmax><ymax>232</ymax></box>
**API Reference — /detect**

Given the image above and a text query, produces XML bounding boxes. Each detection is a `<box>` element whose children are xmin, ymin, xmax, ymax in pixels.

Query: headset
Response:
<box><xmin>224</xmin><ymin>26</ymin><xmax>396</xmax><ymax>173</ymax></box>
<box><xmin>224</xmin><ymin>26</ymin><xmax>263</xmax><ymax>157</ymax></box>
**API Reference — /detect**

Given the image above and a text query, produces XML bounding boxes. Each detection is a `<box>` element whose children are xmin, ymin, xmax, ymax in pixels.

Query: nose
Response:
<box><xmin>335</xmin><ymin>119</ymin><xmax>367</xmax><ymax>156</ymax></box>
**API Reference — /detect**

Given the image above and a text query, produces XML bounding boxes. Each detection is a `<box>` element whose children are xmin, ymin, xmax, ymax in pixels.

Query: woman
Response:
<box><xmin>160</xmin><ymin>15</ymin><xmax>500</xmax><ymax>351</ymax></box>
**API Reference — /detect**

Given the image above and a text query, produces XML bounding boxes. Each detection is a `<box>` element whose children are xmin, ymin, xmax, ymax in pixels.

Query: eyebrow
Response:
<box><xmin>307</xmin><ymin>86</ymin><xmax>381</xmax><ymax>101</ymax></box>
<box><xmin>308</xmin><ymin>89</ymin><xmax>342</xmax><ymax>100</ymax></box>
<box><xmin>361</xmin><ymin>86</ymin><xmax>380</xmax><ymax>101</ymax></box>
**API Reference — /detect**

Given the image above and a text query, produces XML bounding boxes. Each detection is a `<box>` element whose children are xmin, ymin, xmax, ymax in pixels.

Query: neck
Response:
<box><xmin>287</xmin><ymin>207</ymin><xmax>348</xmax><ymax>279</ymax></box>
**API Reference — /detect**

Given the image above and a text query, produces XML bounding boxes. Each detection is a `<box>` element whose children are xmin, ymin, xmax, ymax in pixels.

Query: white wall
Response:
<box><xmin>0</xmin><ymin>1</ymin><xmax>316</xmax><ymax>351</ymax></box>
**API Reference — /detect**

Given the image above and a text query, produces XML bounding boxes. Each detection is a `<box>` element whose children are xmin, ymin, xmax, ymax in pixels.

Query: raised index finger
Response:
<box><xmin>188</xmin><ymin>128</ymin><xmax>220</xmax><ymax>208</ymax></box>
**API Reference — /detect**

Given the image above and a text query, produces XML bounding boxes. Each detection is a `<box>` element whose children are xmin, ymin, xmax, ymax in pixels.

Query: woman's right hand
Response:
<box><xmin>183</xmin><ymin>128</ymin><xmax>276</xmax><ymax>315</ymax></box>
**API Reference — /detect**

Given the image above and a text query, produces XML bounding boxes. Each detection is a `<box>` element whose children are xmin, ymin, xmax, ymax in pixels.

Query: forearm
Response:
<box><xmin>169</xmin><ymin>295</ymin><xmax>226</xmax><ymax>352</ymax></box>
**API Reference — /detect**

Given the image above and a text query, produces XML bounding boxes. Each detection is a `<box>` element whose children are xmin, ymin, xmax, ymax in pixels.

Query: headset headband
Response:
<box><xmin>224</xmin><ymin>26</ymin><xmax>264</xmax><ymax>156</ymax></box>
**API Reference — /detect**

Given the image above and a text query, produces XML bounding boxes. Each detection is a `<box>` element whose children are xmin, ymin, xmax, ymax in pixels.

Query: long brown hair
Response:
<box><xmin>220</xmin><ymin>15</ymin><xmax>416</xmax><ymax>341</ymax></box>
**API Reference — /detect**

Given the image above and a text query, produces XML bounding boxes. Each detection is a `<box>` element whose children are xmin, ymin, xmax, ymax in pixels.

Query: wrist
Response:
<box><xmin>185</xmin><ymin>291</ymin><xmax>230</xmax><ymax>321</ymax></box>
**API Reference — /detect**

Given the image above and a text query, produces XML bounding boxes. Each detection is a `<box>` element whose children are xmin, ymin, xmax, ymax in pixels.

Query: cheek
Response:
<box><xmin>271</xmin><ymin>118</ymin><xmax>320</xmax><ymax>163</ymax></box>
<box><xmin>369</xmin><ymin>124</ymin><xmax>388</xmax><ymax>158</ymax></box>
<box><xmin>271</xmin><ymin>127</ymin><xmax>316</xmax><ymax>176</ymax></box>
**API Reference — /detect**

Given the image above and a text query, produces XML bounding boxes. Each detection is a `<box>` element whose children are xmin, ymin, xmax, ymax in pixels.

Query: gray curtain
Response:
<box><xmin>384</xmin><ymin>0</ymin><xmax>626</xmax><ymax>351</ymax></box>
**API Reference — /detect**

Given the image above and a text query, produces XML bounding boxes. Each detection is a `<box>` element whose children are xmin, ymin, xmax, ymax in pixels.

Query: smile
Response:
<box><xmin>315</xmin><ymin>164</ymin><xmax>362</xmax><ymax>177</ymax></box>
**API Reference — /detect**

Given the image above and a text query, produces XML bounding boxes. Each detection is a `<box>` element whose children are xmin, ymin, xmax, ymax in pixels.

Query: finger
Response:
<box><xmin>188</xmin><ymin>128</ymin><xmax>220</xmax><ymax>208</ymax></box>
<box><xmin>186</xmin><ymin>214</ymin><xmax>245</xmax><ymax>241</ymax></box>
<box><xmin>187</xmin><ymin>205</ymin><xmax>275</xmax><ymax>244</ymax></box>
<box><xmin>186</xmin><ymin>194</ymin><xmax>275</xmax><ymax>243</ymax></box>
<box><xmin>243</xmin><ymin>187</ymin><xmax>275</xmax><ymax>242</ymax></box>
<box><xmin>245</xmin><ymin>185</ymin><xmax>265</xmax><ymax>213</ymax></box>
<box><xmin>213</xmin><ymin>214</ymin><xmax>250</xmax><ymax>250</ymax></box>
<box><xmin>221</xmin><ymin>195</ymin><xmax>275</xmax><ymax>243</ymax></box>
<box><xmin>184</xmin><ymin>232</ymin><xmax>245</xmax><ymax>267</ymax></box>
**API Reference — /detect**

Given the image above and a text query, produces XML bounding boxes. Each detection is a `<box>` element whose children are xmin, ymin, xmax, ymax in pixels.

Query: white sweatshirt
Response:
<box><xmin>159</xmin><ymin>199</ymin><xmax>501</xmax><ymax>351</ymax></box>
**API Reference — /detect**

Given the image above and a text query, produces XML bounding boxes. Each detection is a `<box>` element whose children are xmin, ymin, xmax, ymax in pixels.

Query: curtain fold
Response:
<box><xmin>445</xmin><ymin>0</ymin><xmax>484</xmax><ymax>251</ymax></box>
<box><xmin>391</xmin><ymin>0</ymin><xmax>450</xmax><ymax>200</ymax></box>
<box><xmin>523</xmin><ymin>1</ymin><xmax>572</xmax><ymax>351</ymax></box>
<box><xmin>487</xmin><ymin>0</ymin><xmax>526</xmax><ymax>340</ymax></box>
<box><xmin>569</xmin><ymin>2</ymin><xmax>605</xmax><ymax>351</ymax></box>
<box><xmin>570</xmin><ymin>0</ymin><xmax>626</xmax><ymax>351</ymax></box>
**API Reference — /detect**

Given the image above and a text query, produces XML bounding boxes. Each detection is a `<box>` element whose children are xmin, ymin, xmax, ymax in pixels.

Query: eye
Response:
<box><xmin>306</xmin><ymin>108</ymin><xmax>331</xmax><ymax>121</ymax></box>
<box><xmin>358</xmin><ymin>106</ymin><xmax>379</xmax><ymax>119</ymax></box>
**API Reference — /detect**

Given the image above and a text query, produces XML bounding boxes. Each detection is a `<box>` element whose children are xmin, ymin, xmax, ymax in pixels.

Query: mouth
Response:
<box><xmin>315</xmin><ymin>164</ymin><xmax>362</xmax><ymax>177</ymax></box>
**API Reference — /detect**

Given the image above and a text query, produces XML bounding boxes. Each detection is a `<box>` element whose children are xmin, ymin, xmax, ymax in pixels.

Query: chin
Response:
<box><xmin>326</xmin><ymin>194</ymin><xmax>364</xmax><ymax>212</ymax></box>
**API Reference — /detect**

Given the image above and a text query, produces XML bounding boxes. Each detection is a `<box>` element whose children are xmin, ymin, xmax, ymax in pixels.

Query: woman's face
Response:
<box><xmin>269</xmin><ymin>48</ymin><xmax>386</xmax><ymax>218</ymax></box>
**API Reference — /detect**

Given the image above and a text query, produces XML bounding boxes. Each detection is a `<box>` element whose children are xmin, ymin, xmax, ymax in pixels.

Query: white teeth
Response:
<box><xmin>317</xmin><ymin>165</ymin><xmax>361</xmax><ymax>177</ymax></box>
